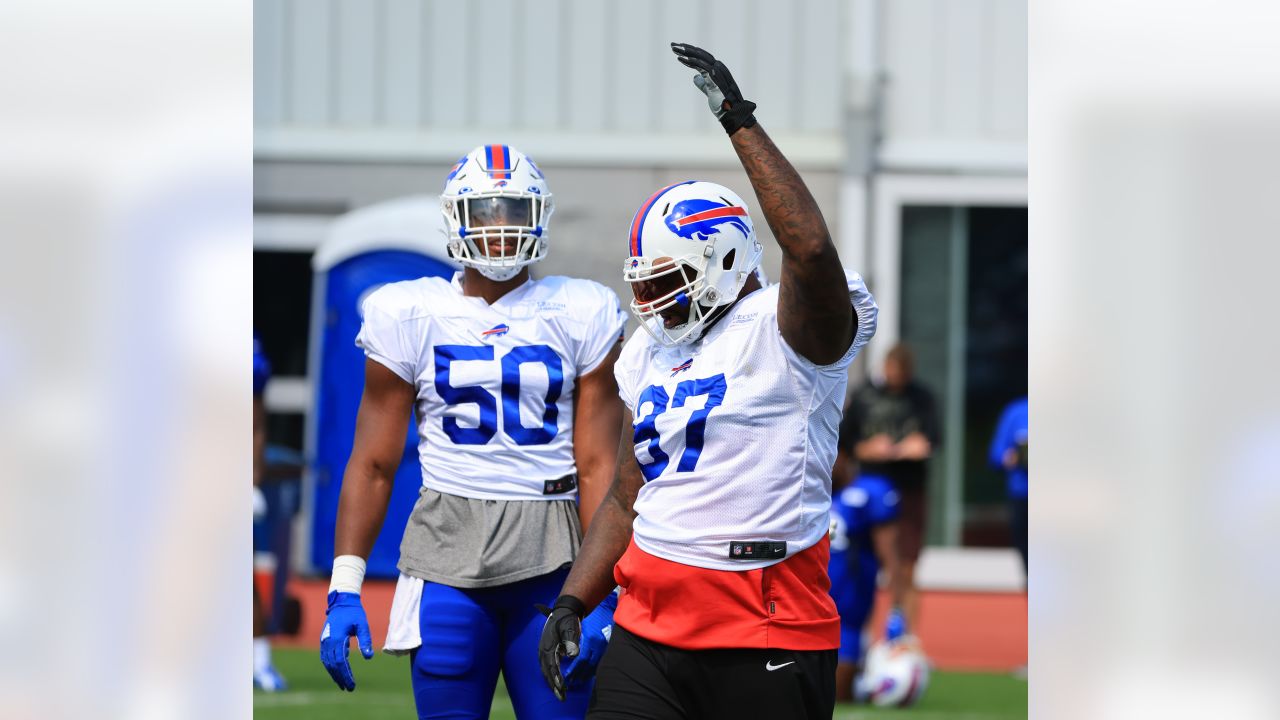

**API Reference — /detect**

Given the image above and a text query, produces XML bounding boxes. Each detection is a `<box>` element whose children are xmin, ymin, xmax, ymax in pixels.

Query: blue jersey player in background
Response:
<box><xmin>828</xmin><ymin>435</ymin><xmax>907</xmax><ymax>702</ymax></box>
<box><xmin>319</xmin><ymin>145</ymin><xmax>626</xmax><ymax>719</ymax></box>
<box><xmin>989</xmin><ymin>396</ymin><xmax>1028</xmax><ymax>575</ymax></box>
<box><xmin>253</xmin><ymin>332</ymin><xmax>286</xmax><ymax>691</ymax></box>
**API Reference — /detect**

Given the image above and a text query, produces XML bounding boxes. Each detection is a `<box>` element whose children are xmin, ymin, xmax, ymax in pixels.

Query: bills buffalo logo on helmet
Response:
<box><xmin>664</xmin><ymin>199</ymin><xmax>751</xmax><ymax>242</ymax></box>
<box><xmin>446</xmin><ymin>156</ymin><xmax>467</xmax><ymax>181</ymax></box>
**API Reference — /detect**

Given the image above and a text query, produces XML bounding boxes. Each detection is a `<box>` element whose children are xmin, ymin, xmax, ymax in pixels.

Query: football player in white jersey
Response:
<box><xmin>538</xmin><ymin>45</ymin><xmax>878</xmax><ymax>719</ymax></box>
<box><xmin>320</xmin><ymin>144</ymin><xmax>628</xmax><ymax>720</ymax></box>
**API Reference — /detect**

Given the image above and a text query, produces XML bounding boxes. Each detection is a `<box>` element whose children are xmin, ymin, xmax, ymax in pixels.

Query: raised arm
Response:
<box><xmin>671</xmin><ymin>42</ymin><xmax>854</xmax><ymax>365</ymax></box>
<box><xmin>571</xmin><ymin>342</ymin><xmax>624</xmax><ymax>534</ymax></box>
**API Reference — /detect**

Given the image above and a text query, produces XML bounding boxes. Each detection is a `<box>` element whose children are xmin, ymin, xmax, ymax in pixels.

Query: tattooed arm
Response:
<box><xmin>730</xmin><ymin>126</ymin><xmax>854</xmax><ymax>364</ymax></box>
<box><xmin>560</xmin><ymin>413</ymin><xmax>642</xmax><ymax>610</ymax></box>
<box><xmin>671</xmin><ymin>42</ymin><xmax>854</xmax><ymax>364</ymax></box>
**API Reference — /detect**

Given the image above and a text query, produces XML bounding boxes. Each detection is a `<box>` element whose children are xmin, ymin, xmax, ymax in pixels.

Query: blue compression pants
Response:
<box><xmin>408</xmin><ymin>567</ymin><xmax>592</xmax><ymax>719</ymax></box>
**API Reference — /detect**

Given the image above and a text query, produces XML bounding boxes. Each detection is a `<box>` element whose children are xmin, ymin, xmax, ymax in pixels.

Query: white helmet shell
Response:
<box><xmin>623</xmin><ymin>180</ymin><xmax>763</xmax><ymax>346</ymax></box>
<box><xmin>862</xmin><ymin>637</ymin><xmax>931</xmax><ymax>708</ymax></box>
<box><xmin>441</xmin><ymin>144</ymin><xmax>554</xmax><ymax>281</ymax></box>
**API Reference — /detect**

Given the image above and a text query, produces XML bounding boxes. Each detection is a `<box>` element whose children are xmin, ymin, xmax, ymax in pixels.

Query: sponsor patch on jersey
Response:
<box><xmin>481</xmin><ymin>323</ymin><xmax>510</xmax><ymax>338</ymax></box>
<box><xmin>670</xmin><ymin>358</ymin><xmax>693</xmax><ymax>376</ymax></box>
<box><xmin>730</xmin><ymin>312</ymin><xmax>759</xmax><ymax>326</ymax></box>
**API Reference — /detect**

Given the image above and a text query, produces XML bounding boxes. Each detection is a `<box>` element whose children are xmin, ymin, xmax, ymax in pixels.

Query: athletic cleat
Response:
<box><xmin>253</xmin><ymin>665</ymin><xmax>288</xmax><ymax>692</ymax></box>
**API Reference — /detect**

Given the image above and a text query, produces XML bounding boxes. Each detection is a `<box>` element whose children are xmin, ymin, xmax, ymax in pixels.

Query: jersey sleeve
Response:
<box><xmin>575</xmin><ymin>284</ymin><xmax>628</xmax><ymax>376</ymax></box>
<box><xmin>613</xmin><ymin>339</ymin><xmax>641</xmax><ymax>412</ymax></box>
<box><xmin>862</xmin><ymin>475</ymin><xmax>901</xmax><ymax>525</ymax></box>
<box><xmin>783</xmin><ymin>270</ymin><xmax>879</xmax><ymax>372</ymax></box>
<box><xmin>252</xmin><ymin>333</ymin><xmax>272</xmax><ymax>396</ymax></box>
<box><xmin>839</xmin><ymin>271</ymin><xmax>879</xmax><ymax>368</ymax></box>
<box><xmin>355</xmin><ymin>288</ymin><xmax>417</xmax><ymax>384</ymax></box>
<box><xmin>988</xmin><ymin>401</ymin><xmax>1018</xmax><ymax>468</ymax></box>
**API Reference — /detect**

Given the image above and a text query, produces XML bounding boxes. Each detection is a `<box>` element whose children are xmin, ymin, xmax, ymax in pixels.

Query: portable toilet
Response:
<box><xmin>305</xmin><ymin>195</ymin><xmax>457</xmax><ymax>577</ymax></box>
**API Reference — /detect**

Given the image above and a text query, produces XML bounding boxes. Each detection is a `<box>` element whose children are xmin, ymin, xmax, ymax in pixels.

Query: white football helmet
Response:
<box><xmin>623</xmin><ymin>180</ymin><xmax>763</xmax><ymax>346</ymax></box>
<box><xmin>441</xmin><ymin>144</ymin><xmax>554</xmax><ymax>281</ymax></box>
<box><xmin>861</xmin><ymin>637</ymin><xmax>931</xmax><ymax>708</ymax></box>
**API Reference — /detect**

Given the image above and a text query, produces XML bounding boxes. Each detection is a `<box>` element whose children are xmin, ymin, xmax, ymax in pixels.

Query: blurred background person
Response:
<box><xmin>253</xmin><ymin>332</ymin><xmax>287</xmax><ymax>692</ymax></box>
<box><xmin>828</xmin><ymin>437</ymin><xmax>906</xmax><ymax>702</ymax></box>
<box><xmin>990</xmin><ymin>396</ymin><xmax>1029</xmax><ymax>576</ymax></box>
<box><xmin>840</xmin><ymin>343</ymin><xmax>939</xmax><ymax>631</ymax></box>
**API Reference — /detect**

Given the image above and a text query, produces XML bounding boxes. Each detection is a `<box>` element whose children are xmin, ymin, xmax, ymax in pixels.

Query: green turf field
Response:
<box><xmin>256</xmin><ymin>648</ymin><xmax>1026</xmax><ymax>719</ymax></box>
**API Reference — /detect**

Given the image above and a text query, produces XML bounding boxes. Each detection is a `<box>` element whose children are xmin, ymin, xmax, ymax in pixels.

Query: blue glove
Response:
<box><xmin>885</xmin><ymin>607</ymin><xmax>907</xmax><ymax>642</ymax></box>
<box><xmin>563</xmin><ymin>591</ymin><xmax>617</xmax><ymax>686</ymax></box>
<box><xmin>320</xmin><ymin>591</ymin><xmax>374</xmax><ymax>691</ymax></box>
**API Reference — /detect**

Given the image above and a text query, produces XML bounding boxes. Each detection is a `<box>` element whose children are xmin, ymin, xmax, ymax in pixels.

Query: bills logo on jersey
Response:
<box><xmin>670</xmin><ymin>358</ymin><xmax>693</xmax><ymax>376</ymax></box>
<box><xmin>665</xmin><ymin>199</ymin><xmax>751</xmax><ymax>242</ymax></box>
<box><xmin>481</xmin><ymin>323</ymin><xmax>510</xmax><ymax>339</ymax></box>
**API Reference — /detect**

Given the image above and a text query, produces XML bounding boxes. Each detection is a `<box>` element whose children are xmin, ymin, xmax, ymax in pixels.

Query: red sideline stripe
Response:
<box><xmin>675</xmin><ymin>205</ymin><xmax>747</xmax><ymax>226</ymax></box>
<box><xmin>628</xmin><ymin>182</ymin><xmax>687</xmax><ymax>257</ymax></box>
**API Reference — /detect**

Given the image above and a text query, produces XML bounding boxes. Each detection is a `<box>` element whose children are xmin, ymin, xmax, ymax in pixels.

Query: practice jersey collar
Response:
<box><xmin>450</xmin><ymin>271</ymin><xmax>536</xmax><ymax>310</ymax></box>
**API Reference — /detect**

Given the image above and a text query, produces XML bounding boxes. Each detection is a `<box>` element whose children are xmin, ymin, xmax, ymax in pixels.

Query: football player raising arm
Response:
<box><xmin>539</xmin><ymin>45</ymin><xmax>876</xmax><ymax>719</ymax></box>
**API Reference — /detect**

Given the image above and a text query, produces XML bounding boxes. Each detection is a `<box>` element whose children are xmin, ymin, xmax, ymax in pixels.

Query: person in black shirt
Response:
<box><xmin>839</xmin><ymin>343</ymin><xmax>939</xmax><ymax>633</ymax></box>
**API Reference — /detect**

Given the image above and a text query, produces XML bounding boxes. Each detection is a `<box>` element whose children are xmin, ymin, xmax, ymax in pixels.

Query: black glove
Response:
<box><xmin>670</xmin><ymin>42</ymin><xmax>758</xmax><ymax>136</ymax></box>
<box><xmin>536</xmin><ymin>594</ymin><xmax>586</xmax><ymax>701</ymax></box>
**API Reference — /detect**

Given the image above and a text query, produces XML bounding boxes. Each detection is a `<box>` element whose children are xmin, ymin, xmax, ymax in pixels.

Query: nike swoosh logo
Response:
<box><xmin>765</xmin><ymin>660</ymin><xmax>795</xmax><ymax>671</ymax></box>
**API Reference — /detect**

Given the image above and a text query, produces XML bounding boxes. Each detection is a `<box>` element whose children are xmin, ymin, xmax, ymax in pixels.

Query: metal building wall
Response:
<box><xmin>254</xmin><ymin>0</ymin><xmax>846</xmax><ymax>166</ymax></box>
<box><xmin>254</xmin><ymin>0</ymin><xmax>1026</xmax><ymax>173</ymax></box>
<box><xmin>879</xmin><ymin>0</ymin><xmax>1027</xmax><ymax>172</ymax></box>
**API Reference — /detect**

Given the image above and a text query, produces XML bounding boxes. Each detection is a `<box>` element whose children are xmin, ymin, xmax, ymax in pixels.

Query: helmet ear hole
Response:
<box><xmin>721</xmin><ymin>248</ymin><xmax>737</xmax><ymax>271</ymax></box>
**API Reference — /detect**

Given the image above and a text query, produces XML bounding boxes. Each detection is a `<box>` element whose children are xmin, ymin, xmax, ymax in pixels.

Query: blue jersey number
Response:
<box><xmin>434</xmin><ymin>344</ymin><xmax>564</xmax><ymax>445</ymax></box>
<box><xmin>633</xmin><ymin>373</ymin><xmax>727</xmax><ymax>481</ymax></box>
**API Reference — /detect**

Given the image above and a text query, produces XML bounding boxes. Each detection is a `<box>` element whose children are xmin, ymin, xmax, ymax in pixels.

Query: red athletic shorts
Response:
<box><xmin>611</xmin><ymin>536</ymin><xmax>839</xmax><ymax>651</ymax></box>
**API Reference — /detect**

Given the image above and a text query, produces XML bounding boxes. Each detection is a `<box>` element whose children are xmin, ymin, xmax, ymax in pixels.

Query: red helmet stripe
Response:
<box><xmin>628</xmin><ymin>181</ymin><xmax>696</xmax><ymax>257</ymax></box>
<box><xmin>489</xmin><ymin>144</ymin><xmax>509</xmax><ymax>180</ymax></box>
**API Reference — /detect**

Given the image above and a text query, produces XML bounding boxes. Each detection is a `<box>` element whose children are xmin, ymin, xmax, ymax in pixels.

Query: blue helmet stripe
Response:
<box><xmin>630</xmin><ymin>180</ymin><xmax>696</xmax><ymax>257</ymax></box>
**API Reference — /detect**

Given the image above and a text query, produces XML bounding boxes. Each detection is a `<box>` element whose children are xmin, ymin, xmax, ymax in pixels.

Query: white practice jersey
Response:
<box><xmin>357</xmin><ymin>273</ymin><xmax>626</xmax><ymax>500</ymax></box>
<box><xmin>615</xmin><ymin>272</ymin><xmax>878</xmax><ymax>571</ymax></box>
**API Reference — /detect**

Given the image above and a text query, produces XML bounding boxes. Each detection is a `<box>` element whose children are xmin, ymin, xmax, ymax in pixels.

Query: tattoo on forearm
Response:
<box><xmin>730</xmin><ymin>125</ymin><xmax>854</xmax><ymax>363</ymax></box>
<box><xmin>731</xmin><ymin>127</ymin><xmax>830</xmax><ymax>254</ymax></box>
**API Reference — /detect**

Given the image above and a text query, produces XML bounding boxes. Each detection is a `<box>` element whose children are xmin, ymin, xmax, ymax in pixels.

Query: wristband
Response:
<box><xmin>552</xmin><ymin>594</ymin><xmax>587</xmax><ymax>618</ymax></box>
<box><xmin>329</xmin><ymin>555</ymin><xmax>367</xmax><ymax>595</ymax></box>
<box><xmin>720</xmin><ymin>100</ymin><xmax>758</xmax><ymax>136</ymax></box>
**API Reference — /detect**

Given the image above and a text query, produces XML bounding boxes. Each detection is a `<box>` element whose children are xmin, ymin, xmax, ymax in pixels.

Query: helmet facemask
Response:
<box><xmin>440</xmin><ymin>145</ymin><xmax>554</xmax><ymax>282</ymax></box>
<box><xmin>444</xmin><ymin>192</ymin><xmax>551</xmax><ymax>281</ymax></box>
<box><xmin>625</xmin><ymin>247</ymin><xmax>748</xmax><ymax>346</ymax></box>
